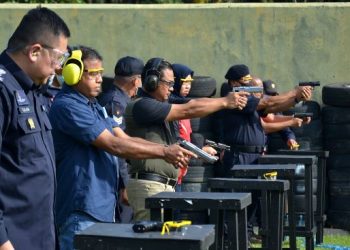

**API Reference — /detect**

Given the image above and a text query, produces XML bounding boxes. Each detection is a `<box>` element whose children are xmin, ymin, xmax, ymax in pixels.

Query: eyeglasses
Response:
<box><xmin>84</xmin><ymin>68</ymin><xmax>104</xmax><ymax>79</ymax></box>
<box><xmin>160</xmin><ymin>79</ymin><xmax>175</xmax><ymax>88</ymax></box>
<box><xmin>41</xmin><ymin>44</ymin><xmax>70</xmax><ymax>67</ymax></box>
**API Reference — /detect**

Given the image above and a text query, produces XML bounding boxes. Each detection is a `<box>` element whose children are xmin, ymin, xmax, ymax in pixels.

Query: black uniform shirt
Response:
<box><xmin>0</xmin><ymin>51</ymin><xmax>56</xmax><ymax>250</ymax></box>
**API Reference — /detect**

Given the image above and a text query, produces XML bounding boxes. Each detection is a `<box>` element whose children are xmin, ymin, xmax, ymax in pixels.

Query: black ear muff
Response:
<box><xmin>62</xmin><ymin>50</ymin><xmax>84</xmax><ymax>86</ymax></box>
<box><xmin>143</xmin><ymin>58</ymin><xmax>164</xmax><ymax>92</ymax></box>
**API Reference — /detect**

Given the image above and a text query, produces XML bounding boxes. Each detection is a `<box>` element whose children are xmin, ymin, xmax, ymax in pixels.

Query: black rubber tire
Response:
<box><xmin>293</xmin><ymin>163</ymin><xmax>318</xmax><ymax>179</ymax></box>
<box><xmin>324</xmin><ymin>139</ymin><xmax>350</xmax><ymax>155</ymax></box>
<box><xmin>327</xmin><ymin>154</ymin><xmax>350</xmax><ymax>170</ymax></box>
<box><xmin>220</xmin><ymin>82</ymin><xmax>231</xmax><ymax>97</ymax></box>
<box><xmin>190</xmin><ymin>115</ymin><xmax>213</xmax><ymax>133</ymax></box>
<box><xmin>188</xmin><ymin>76</ymin><xmax>217</xmax><ymax>98</ymax></box>
<box><xmin>328</xmin><ymin>169</ymin><xmax>350</xmax><ymax>196</ymax></box>
<box><xmin>283</xmin><ymin>100</ymin><xmax>321</xmax><ymax>120</ymax></box>
<box><xmin>322</xmin><ymin>83</ymin><xmax>350</xmax><ymax>107</ymax></box>
<box><xmin>294</xmin><ymin>179</ymin><xmax>318</xmax><ymax>194</ymax></box>
<box><xmin>190</xmin><ymin>133</ymin><xmax>205</xmax><ymax>148</ymax></box>
<box><xmin>326</xmin><ymin>210</ymin><xmax>350</xmax><ymax>230</ymax></box>
<box><xmin>294</xmin><ymin>194</ymin><xmax>317</xmax><ymax>212</ymax></box>
<box><xmin>328</xmin><ymin>196</ymin><xmax>350</xmax><ymax>211</ymax></box>
<box><xmin>323</xmin><ymin>124</ymin><xmax>350</xmax><ymax>140</ymax></box>
<box><xmin>322</xmin><ymin>105</ymin><xmax>350</xmax><ymax>124</ymax></box>
<box><xmin>182</xmin><ymin>166</ymin><xmax>214</xmax><ymax>183</ymax></box>
<box><xmin>181</xmin><ymin>182</ymin><xmax>208</xmax><ymax>192</ymax></box>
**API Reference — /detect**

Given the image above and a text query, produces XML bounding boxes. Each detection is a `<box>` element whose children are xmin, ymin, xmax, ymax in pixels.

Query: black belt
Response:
<box><xmin>130</xmin><ymin>172</ymin><xmax>177</xmax><ymax>188</ymax></box>
<box><xmin>230</xmin><ymin>145</ymin><xmax>267</xmax><ymax>154</ymax></box>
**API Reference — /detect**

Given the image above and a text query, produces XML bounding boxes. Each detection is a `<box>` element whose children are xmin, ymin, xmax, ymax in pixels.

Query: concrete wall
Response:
<box><xmin>1</xmin><ymin>3</ymin><xmax>350</xmax><ymax>103</ymax></box>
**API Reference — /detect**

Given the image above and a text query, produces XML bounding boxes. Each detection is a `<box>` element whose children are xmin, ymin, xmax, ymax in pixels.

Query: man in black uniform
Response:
<box><xmin>98</xmin><ymin>56</ymin><xmax>144</xmax><ymax>222</ymax></box>
<box><xmin>0</xmin><ymin>7</ymin><xmax>70</xmax><ymax>250</ymax></box>
<box><xmin>219</xmin><ymin>64</ymin><xmax>312</xmax><ymax>241</ymax></box>
<box><xmin>221</xmin><ymin>64</ymin><xmax>312</xmax><ymax>170</ymax></box>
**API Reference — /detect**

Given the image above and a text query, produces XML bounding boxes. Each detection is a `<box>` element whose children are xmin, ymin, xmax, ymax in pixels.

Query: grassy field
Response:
<box><xmin>251</xmin><ymin>231</ymin><xmax>350</xmax><ymax>249</ymax></box>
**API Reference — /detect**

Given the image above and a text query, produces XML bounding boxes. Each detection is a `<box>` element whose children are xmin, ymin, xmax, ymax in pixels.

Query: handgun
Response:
<box><xmin>298</xmin><ymin>81</ymin><xmax>320</xmax><ymax>87</ymax></box>
<box><xmin>132</xmin><ymin>221</ymin><xmax>163</xmax><ymax>233</ymax></box>
<box><xmin>179</xmin><ymin>140</ymin><xmax>218</xmax><ymax>164</ymax></box>
<box><xmin>232</xmin><ymin>86</ymin><xmax>264</xmax><ymax>93</ymax></box>
<box><xmin>205</xmin><ymin>139</ymin><xmax>230</xmax><ymax>151</ymax></box>
<box><xmin>293</xmin><ymin>112</ymin><xmax>313</xmax><ymax>119</ymax></box>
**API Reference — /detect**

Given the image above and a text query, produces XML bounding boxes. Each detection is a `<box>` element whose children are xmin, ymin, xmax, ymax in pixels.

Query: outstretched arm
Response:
<box><xmin>257</xmin><ymin>86</ymin><xmax>313</xmax><ymax>113</ymax></box>
<box><xmin>165</xmin><ymin>92</ymin><xmax>249</xmax><ymax>121</ymax></box>
<box><xmin>93</xmin><ymin>129</ymin><xmax>196</xmax><ymax>168</ymax></box>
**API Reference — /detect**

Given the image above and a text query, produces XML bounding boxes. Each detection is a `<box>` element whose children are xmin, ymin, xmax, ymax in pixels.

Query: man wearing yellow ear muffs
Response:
<box><xmin>48</xmin><ymin>45</ymin><xmax>196</xmax><ymax>250</ymax></box>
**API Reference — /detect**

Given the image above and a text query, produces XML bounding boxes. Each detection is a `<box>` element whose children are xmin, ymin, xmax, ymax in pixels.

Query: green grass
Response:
<box><xmin>251</xmin><ymin>234</ymin><xmax>350</xmax><ymax>249</ymax></box>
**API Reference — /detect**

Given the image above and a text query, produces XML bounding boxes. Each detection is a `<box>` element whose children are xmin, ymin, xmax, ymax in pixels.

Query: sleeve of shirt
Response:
<box><xmin>132</xmin><ymin>98</ymin><xmax>172</xmax><ymax>126</ymax></box>
<box><xmin>50</xmin><ymin>101</ymin><xmax>107</xmax><ymax>145</ymax></box>
<box><xmin>279</xmin><ymin>127</ymin><xmax>297</xmax><ymax>141</ymax></box>
<box><xmin>0</xmin><ymin>210</ymin><xmax>8</xmax><ymax>246</ymax></box>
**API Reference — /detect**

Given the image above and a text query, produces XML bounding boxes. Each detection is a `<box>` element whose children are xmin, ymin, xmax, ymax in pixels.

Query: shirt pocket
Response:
<box><xmin>41</xmin><ymin>113</ymin><xmax>52</xmax><ymax>131</ymax></box>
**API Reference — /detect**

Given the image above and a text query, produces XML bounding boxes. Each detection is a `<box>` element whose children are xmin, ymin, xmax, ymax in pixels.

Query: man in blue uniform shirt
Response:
<box><xmin>98</xmin><ymin>57</ymin><xmax>144</xmax><ymax>222</ymax></box>
<box><xmin>219</xmin><ymin>64</ymin><xmax>313</xmax><ymax>241</ymax></box>
<box><xmin>49</xmin><ymin>47</ymin><xmax>194</xmax><ymax>250</ymax></box>
<box><xmin>0</xmin><ymin>7</ymin><xmax>70</xmax><ymax>250</ymax></box>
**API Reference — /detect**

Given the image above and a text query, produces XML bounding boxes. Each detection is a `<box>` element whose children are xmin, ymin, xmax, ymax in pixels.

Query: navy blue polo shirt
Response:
<box><xmin>0</xmin><ymin>51</ymin><xmax>56</xmax><ymax>250</ymax></box>
<box><xmin>49</xmin><ymin>85</ymin><xmax>119</xmax><ymax>226</ymax></box>
<box><xmin>221</xmin><ymin>95</ymin><xmax>266</xmax><ymax>167</ymax></box>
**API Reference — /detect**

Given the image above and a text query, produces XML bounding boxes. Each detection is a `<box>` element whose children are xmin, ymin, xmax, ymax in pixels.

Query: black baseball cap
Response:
<box><xmin>114</xmin><ymin>56</ymin><xmax>144</xmax><ymax>77</ymax></box>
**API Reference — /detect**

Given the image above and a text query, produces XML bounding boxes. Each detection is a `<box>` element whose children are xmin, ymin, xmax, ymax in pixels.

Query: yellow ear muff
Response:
<box><xmin>62</xmin><ymin>50</ymin><xmax>83</xmax><ymax>86</ymax></box>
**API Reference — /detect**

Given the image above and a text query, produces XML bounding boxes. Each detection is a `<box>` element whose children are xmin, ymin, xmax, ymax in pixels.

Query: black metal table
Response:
<box><xmin>277</xmin><ymin>150</ymin><xmax>329</xmax><ymax>244</ymax></box>
<box><xmin>74</xmin><ymin>223</ymin><xmax>215</xmax><ymax>250</ymax></box>
<box><xmin>258</xmin><ymin>155</ymin><xmax>317</xmax><ymax>250</ymax></box>
<box><xmin>208</xmin><ymin>178</ymin><xmax>290</xmax><ymax>250</ymax></box>
<box><xmin>145</xmin><ymin>191</ymin><xmax>251</xmax><ymax>250</ymax></box>
<box><xmin>230</xmin><ymin>164</ymin><xmax>299</xmax><ymax>250</ymax></box>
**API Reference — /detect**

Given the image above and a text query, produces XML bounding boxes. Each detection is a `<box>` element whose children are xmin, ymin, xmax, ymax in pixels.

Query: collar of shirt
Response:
<box><xmin>61</xmin><ymin>84</ymin><xmax>92</xmax><ymax>105</ymax></box>
<box><xmin>0</xmin><ymin>50</ymin><xmax>35</xmax><ymax>93</ymax></box>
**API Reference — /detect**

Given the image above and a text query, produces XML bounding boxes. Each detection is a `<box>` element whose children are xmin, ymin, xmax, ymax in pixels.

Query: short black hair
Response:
<box><xmin>80</xmin><ymin>45</ymin><xmax>103</xmax><ymax>62</ymax></box>
<box><xmin>141</xmin><ymin>57</ymin><xmax>173</xmax><ymax>83</ymax></box>
<box><xmin>7</xmin><ymin>6</ymin><xmax>70</xmax><ymax>51</ymax></box>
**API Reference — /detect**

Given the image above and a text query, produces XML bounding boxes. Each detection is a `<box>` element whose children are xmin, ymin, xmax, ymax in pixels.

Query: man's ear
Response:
<box><xmin>28</xmin><ymin>44</ymin><xmax>41</xmax><ymax>62</ymax></box>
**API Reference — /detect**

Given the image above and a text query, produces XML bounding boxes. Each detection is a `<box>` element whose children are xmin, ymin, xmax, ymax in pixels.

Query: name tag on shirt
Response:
<box><xmin>18</xmin><ymin>106</ymin><xmax>33</xmax><ymax>114</ymax></box>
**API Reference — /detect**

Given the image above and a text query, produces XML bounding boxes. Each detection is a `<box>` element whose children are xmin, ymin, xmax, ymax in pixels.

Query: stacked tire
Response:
<box><xmin>322</xmin><ymin>83</ymin><xmax>350</xmax><ymax>230</ymax></box>
<box><xmin>182</xmin><ymin>75</ymin><xmax>217</xmax><ymax>194</ymax></box>
<box><xmin>177</xmin><ymin>76</ymin><xmax>217</xmax><ymax>224</ymax></box>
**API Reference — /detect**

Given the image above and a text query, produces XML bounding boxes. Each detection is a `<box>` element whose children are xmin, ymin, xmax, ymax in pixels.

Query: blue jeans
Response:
<box><xmin>58</xmin><ymin>212</ymin><xmax>97</xmax><ymax>250</ymax></box>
